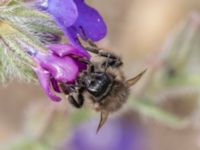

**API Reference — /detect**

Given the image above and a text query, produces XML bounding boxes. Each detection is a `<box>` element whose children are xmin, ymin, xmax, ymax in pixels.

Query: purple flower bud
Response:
<box><xmin>30</xmin><ymin>44</ymin><xmax>90</xmax><ymax>102</ymax></box>
<box><xmin>47</xmin><ymin>0</ymin><xmax>107</xmax><ymax>46</ymax></box>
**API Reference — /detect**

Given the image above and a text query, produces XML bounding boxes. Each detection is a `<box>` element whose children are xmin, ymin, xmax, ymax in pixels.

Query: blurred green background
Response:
<box><xmin>1</xmin><ymin>0</ymin><xmax>200</xmax><ymax>149</ymax></box>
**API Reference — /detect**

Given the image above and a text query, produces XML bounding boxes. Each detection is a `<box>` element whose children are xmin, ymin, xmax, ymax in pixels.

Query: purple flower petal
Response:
<box><xmin>67</xmin><ymin>0</ymin><xmax>107</xmax><ymax>42</ymax></box>
<box><xmin>34</xmin><ymin>67</ymin><xmax>61</xmax><ymax>102</ymax></box>
<box><xmin>30</xmin><ymin>44</ymin><xmax>91</xmax><ymax>102</ymax></box>
<box><xmin>60</xmin><ymin>117</ymin><xmax>146</xmax><ymax>150</ymax></box>
<box><xmin>73</xmin><ymin>59</ymin><xmax>87</xmax><ymax>71</ymax></box>
<box><xmin>48</xmin><ymin>0</ymin><xmax>78</xmax><ymax>27</ymax></box>
<box><xmin>47</xmin><ymin>44</ymin><xmax>90</xmax><ymax>59</ymax></box>
<box><xmin>50</xmin><ymin>78</ymin><xmax>61</xmax><ymax>93</ymax></box>
<box><xmin>35</xmin><ymin>52</ymin><xmax>80</xmax><ymax>83</ymax></box>
<box><xmin>47</xmin><ymin>0</ymin><xmax>107</xmax><ymax>45</ymax></box>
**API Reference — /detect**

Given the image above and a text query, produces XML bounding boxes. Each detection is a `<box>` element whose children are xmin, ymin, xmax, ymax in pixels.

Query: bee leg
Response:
<box><xmin>78</xmin><ymin>26</ymin><xmax>98</xmax><ymax>48</ymax></box>
<box><xmin>60</xmin><ymin>83</ymin><xmax>85</xmax><ymax>108</ymax></box>
<box><xmin>68</xmin><ymin>94</ymin><xmax>84</xmax><ymax>108</ymax></box>
<box><xmin>102</xmin><ymin>54</ymin><xmax>123</xmax><ymax>70</ymax></box>
<box><xmin>68</xmin><ymin>87</ymin><xmax>85</xmax><ymax>108</ymax></box>
<box><xmin>80</xmin><ymin>46</ymin><xmax>123</xmax><ymax>69</ymax></box>
<box><xmin>71</xmin><ymin>55</ymin><xmax>95</xmax><ymax>74</ymax></box>
<box><xmin>78</xmin><ymin>57</ymin><xmax>95</xmax><ymax>73</ymax></box>
<box><xmin>76</xmin><ymin>27</ymin><xmax>123</xmax><ymax>69</ymax></box>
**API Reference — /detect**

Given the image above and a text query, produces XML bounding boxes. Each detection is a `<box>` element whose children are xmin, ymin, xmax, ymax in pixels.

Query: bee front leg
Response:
<box><xmin>75</xmin><ymin>29</ymin><xmax>123</xmax><ymax>69</ymax></box>
<box><xmin>101</xmin><ymin>54</ymin><xmax>123</xmax><ymax>69</ymax></box>
<box><xmin>71</xmin><ymin>55</ymin><xmax>95</xmax><ymax>74</ymax></box>
<box><xmin>68</xmin><ymin>93</ymin><xmax>84</xmax><ymax>108</ymax></box>
<box><xmin>80</xmin><ymin>46</ymin><xmax>123</xmax><ymax>69</ymax></box>
<box><xmin>68</xmin><ymin>87</ymin><xmax>85</xmax><ymax>108</ymax></box>
<box><xmin>60</xmin><ymin>83</ymin><xmax>85</xmax><ymax>108</ymax></box>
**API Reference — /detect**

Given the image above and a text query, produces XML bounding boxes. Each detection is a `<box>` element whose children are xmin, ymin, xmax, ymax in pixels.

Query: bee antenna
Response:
<box><xmin>96</xmin><ymin>111</ymin><xmax>109</xmax><ymax>133</ymax></box>
<box><xmin>125</xmin><ymin>69</ymin><xmax>147</xmax><ymax>87</ymax></box>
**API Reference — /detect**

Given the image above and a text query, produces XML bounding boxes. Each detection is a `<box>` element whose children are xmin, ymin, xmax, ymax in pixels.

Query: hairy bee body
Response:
<box><xmin>60</xmin><ymin>41</ymin><xmax>146</xmax><ymax>132</ymax></box>
<box><xmin>83</xmin><ymin>67</ymin><xmax>129</xmax><ymax>113</ymax></box>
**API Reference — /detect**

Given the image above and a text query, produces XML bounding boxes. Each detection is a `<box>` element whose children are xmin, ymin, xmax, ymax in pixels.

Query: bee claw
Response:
<box><xmin>126</xmin><ymin>69</ymin><xmax>147</xmax><ymax>87</ymax></box>
<box><xmin>96</xmin><ymin>111</ymin><xmax>109</xmax><ymax>133</ymax></box>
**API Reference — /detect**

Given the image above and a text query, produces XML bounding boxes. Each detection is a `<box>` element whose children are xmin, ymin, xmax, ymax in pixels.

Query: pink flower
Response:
<box><xmin>30</xmin><ymin>44</ymin><xmax>90</xmax><ymax>101</ymax></box>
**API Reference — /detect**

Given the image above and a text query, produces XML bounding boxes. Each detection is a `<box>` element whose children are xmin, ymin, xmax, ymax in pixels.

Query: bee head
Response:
<box><xmin>84</xmin><ymin>71</ymin><xmax>115</xmax><ymax>102</ymax></box>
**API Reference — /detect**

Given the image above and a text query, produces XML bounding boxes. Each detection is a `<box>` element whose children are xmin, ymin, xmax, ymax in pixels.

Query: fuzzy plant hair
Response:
<box><xmin>0</xmin><ymin>0</ymin><xmax>62</xmax><ymax>84</ymax></box>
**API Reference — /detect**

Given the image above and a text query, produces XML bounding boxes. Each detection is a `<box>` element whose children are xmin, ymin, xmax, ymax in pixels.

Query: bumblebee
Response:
<box><xmin>60</xmin><ymin>40</ymin><xmax>146</xmax><ymax>132</ymax></box>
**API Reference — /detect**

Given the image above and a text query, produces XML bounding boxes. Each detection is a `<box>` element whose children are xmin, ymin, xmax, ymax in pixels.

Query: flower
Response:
<box><xmin>60</xmin><ymin>114</ymin><xmax>146</xmax><ymax>150</ymax></box>
<box><xmin>29</xmin><ymin>44</ymin><xmax>90</xmax><ymax>102</ymax></box>
<box><xmin>47</xmin><ymin>0</ymin><xmax>107</xmax><ymax>46</ymax></box>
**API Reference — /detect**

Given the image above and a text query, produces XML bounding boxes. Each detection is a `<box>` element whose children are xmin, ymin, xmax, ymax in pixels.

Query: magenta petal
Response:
<box><xmin>34</xmin><ymin>67</ymin><xmax>61</xmax><ymax>102</ymax></box>
<box><xmin>36</xmin><ymin>54</ymin><xmax>80</xmax><ymax>83</ymax></box>
<box><xmin>47</xmin><ymin>44</ymin><xmax>90</xmax><ymax>59</ymax></box>
<box><xmin>73</xmin><ymin>59</ymin><xmax>87</xmax><ymax>72</ymax></box>
<box><xmin>47</xmin><ymin>44</ymin><xmax>89</xmax><ymax>73</ymax></box>
<box><xmin>48</xmin><ymin>0</ymin><xmax>78</xmax><ymax>27</ymax></box>
<box><xmin>50</xmin><ymin>78</ymin><xmax>61</xmax><ymax>93</ymax></box>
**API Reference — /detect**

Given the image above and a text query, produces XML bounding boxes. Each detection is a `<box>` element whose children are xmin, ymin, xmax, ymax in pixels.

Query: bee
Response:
<box><xmin>60</xmin><ymin>40</ymin><xmax>146</xmax><ymax>132</ymax></box>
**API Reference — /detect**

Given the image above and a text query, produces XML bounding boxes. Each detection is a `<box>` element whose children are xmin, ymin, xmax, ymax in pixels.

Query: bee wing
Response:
<box><xmin>96</xmin><ymin>111</ymin><xmax>109</xmax><ymax>133</ymax></box>
<box><xmin>126</xmin><ymin>69</ymin><xmax>147</xmax><ymax>87</ymax></box>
